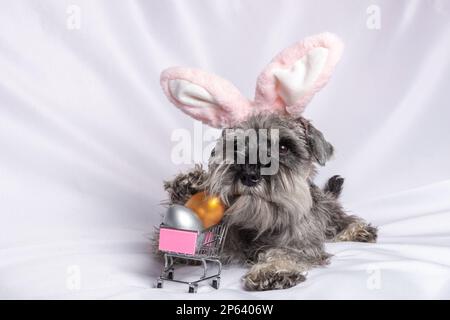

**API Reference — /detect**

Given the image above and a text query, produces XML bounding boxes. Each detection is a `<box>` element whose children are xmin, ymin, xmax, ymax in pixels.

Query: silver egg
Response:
<box><xmin>163</xmin><ymin>205</ymin><xmax>203</xmax><ymax>231</ymax></box>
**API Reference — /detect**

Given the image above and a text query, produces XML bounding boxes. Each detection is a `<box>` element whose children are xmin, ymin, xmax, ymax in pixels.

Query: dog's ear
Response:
<box><xmin>304</xmin><ymin>122</ymin><xmax>334</xmax><ymax>166</ymax></box>
<box><xmin>160</xmin><ymin>67</ymin><xmax>252</xmax><ymax>128</ymax></box>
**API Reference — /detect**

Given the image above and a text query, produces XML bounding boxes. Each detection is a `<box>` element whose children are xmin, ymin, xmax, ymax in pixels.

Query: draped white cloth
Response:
<box><xmin>1</xmin><ymin>0</ymin><xmax>450</xmax><ymax>299</ymax></box>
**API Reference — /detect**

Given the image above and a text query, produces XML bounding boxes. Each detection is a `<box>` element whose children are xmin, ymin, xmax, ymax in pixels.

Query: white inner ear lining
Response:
<box><xmin>272</xmin><ymin>47</ymin><xmax>329</xmax><ymax>106</ymax></box>
<box><xmin>168</xmin><ymin>79</ymin><xmax>218</xmax><ymax>109</ymax></box>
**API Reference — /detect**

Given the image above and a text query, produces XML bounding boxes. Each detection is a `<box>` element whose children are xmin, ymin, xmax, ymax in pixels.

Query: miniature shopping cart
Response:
<box><xmin>156</xmin><ymin>222</ymin><xmax>228</xmax><ymax>293</ymax></box>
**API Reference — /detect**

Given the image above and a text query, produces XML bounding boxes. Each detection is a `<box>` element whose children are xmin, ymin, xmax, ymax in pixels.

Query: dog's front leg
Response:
<box><xmin>242</xmin><ymin>248</ymin><xmax>311</xmax><ymax>291</ymax></box>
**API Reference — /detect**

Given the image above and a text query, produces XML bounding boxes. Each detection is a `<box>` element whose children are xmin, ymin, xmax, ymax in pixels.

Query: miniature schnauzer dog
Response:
<box><xmin>162</xmin><ymin>113</ymin><xmax>377</xmax><ymax>291</ymax></box>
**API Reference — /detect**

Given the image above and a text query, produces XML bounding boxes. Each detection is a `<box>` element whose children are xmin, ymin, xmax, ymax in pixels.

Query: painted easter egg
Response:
<box><xmin>185</xmin><ymin>191</ymin><xmax>225</xmax><ymax>228</ymax></box>
<box><xmin>163</xmin><ymin>205</ymin><xmax>204</xmax><ymax>231</ymax></box>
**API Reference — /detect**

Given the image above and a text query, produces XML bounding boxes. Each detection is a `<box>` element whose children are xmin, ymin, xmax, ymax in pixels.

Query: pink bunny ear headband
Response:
<box><xmin>160</xmin><ymin>33</ymin><xmax>343</xmax><ymax>128</ymax></box>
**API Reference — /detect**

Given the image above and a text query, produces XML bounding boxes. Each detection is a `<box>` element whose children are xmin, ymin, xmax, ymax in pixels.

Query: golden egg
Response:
<box><xmin>185</xmin><ymin>191</ymin><xmax>225</xmax><ymax>228</ymax></box>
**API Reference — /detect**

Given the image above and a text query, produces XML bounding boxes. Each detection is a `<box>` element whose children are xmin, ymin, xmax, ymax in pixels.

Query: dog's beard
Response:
<box><xmin>205</xmin><ymin>163</ymin><xmax>313</xmax><ymax>240</ymax></box>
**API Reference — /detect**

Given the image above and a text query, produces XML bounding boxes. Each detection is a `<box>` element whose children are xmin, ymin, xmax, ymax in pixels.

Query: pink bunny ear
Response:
<box><xmin>254</xmin><ymin>33</ymin><xmax>344</xmax><ymax>117</ymax></box>
<box><xmin>160</xmin><ymin>67</ymin><xmax>252</xmax><ymax>128</ymax></box>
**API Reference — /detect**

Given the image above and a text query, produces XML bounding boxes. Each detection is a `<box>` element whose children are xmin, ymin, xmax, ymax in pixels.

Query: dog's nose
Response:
<box><xmin>239</xmin><ymin>165</ymin><xmax>261</xmax><ymax>187</ymax></box>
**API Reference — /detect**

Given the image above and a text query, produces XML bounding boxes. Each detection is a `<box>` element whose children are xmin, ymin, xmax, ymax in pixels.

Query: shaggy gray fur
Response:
<box><xmin>157</xmin><ymin>114</ymin><xmax>377</xmax><ymax>290</ymax></box>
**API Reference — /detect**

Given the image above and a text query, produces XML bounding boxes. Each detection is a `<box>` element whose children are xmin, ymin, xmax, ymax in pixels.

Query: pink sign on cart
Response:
<box><xmin>158</xmin><ymin>227</ymin><xmax>198</xmax><ymax>255</ymax></box>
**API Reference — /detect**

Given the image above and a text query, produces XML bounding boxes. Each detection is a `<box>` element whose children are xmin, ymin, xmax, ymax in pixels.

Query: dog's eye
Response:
<box><xmin>279</xmin><ymin>143</ymin><xmax>289</xmax><ymax>155</ymax></box>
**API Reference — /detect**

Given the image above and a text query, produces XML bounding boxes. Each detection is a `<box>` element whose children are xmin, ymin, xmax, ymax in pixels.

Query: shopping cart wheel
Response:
<box><xmin>167</xmin><ymin>270</ymin><xmax>174</xmax><ymax>280</ymax></box>
<box><xmin>188</xmin><ymin>284</ymin><xmax>198</xmax><ymax>293</ymax></box>
<box><xmin>156</xmin><ymin>279</ymin><xmax>163</xmax><ymax>289</ymax></box>
<box><xmin>212</xmin><ymin>277</ymin><xmax>220</xmax><ymax>289</ymax></box>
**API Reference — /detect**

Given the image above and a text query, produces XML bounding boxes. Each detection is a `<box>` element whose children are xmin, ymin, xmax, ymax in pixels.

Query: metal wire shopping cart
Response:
<box><xmin>156</xmin><ymin>222</ymin><xmax>228</xmax><ymax>293</ymax></box>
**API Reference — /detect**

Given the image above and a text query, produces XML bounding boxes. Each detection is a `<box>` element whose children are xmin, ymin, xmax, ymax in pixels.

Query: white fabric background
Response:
<box><xmin>1</xmin><ymin>0</ymin><xmax>450</xmax><ymax>299</ymax></box>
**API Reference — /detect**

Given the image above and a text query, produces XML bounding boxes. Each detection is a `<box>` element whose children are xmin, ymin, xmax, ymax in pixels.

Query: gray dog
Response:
<box><xmin>162</xmin><ymin>113</ymin><xmax>377</xmax><ymax>291</ymax></box>
<box><xmin>157</xmin><ymin>33</ymin><xmax>377</xmax><ymax>290</ymax></box>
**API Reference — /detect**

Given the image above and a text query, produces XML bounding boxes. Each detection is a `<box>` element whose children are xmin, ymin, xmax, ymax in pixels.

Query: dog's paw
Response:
<box><xmin>243</xmin><ymin>262</ymin><xmax>306</xmax><ymax>291</ymax></box>
<box><xmin>163</xmin><ymin>165</ymin><xmax>208</xmax><ymax>204</ymax></box>
<box><xmin>335</xmin><ymin>222</ymin><xmax>378</xmax><ymax>243</ymax></box>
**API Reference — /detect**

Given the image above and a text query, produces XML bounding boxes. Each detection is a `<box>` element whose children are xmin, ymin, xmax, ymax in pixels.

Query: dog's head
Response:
<box><xmin>209</xmin><ymin>113</ymin><xmax>333</xmax><ymax>192</ymax></box>
<box><xmin>204</xmin><ymin>113</ymin><xmax>333</xmax><ymax>233</ymax></box>
<box><xmin>160</xmin><ymin>33</ymin><xmax>343</xmax><ymax>233</ymax></box>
